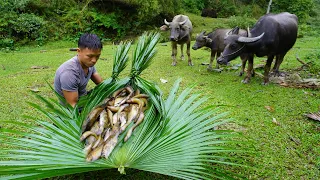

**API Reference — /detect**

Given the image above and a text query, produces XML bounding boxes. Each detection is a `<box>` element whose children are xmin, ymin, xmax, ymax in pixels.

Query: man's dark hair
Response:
<box><xmin>78</xmin><ymin>33</ymin><xmax>103</xmax><ymax>50</ymax></box>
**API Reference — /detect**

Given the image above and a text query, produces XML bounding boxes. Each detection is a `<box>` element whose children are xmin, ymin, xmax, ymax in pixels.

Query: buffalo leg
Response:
<box><xmin>239</xmin><ymin>55</ymin><xmax>247</xmax><ymax>76</ymax></box>
<box><xmin>187</xmin><ymin>42</ymin><xmax>193</xmax><ymax>66</ymax></box>
<box><xmin>272</xmin><ymin>53</ymin><xmax>286</xmax><ymax>76</ymax></box>
<box><xmin>171</xmin><ymin>42</ymin><xmax>177</xmax><ymax>66</ymax></box>
<box><xmin>208</xmin><ymin>51</ymin><xmax>216</xmax><ymax>71</ymax></box>
<box><xmin>180</xmin><ymin>44</ymin><xmax>185</xmax><ymax>61</ymax></box>
<box><xmin>263</xmin><ymin>55</ymin><xmax>274</xmax><ymax>85</ymax></box>
<box><xmin>215</xmin><ymin>52</ymin><xmax>221</xmax><ymax>69</ymax></box>
<box><xmin>242</xmin><ymin>55</ymin><xmax>254</xmax><ymax>84</ymax></box>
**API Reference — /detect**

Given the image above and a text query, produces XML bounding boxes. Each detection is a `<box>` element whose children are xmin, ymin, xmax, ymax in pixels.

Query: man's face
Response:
<box><xmin>77</xmin><ymin>48</ymin><xmax>101</xmax><ymax>68</ymax></box>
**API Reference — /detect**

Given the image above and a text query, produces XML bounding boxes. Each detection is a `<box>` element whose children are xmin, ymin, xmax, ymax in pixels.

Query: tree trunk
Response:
<box><xmin>266</xmin><ymin>0</ymin><xmax>272</xmax><ymax>14</ymax></box>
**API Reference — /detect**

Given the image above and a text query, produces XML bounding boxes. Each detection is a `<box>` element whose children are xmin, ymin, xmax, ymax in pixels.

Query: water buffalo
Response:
<box><xmin>217</xmin><ymin>12</ymin><xmax>298</xmax><ymax>84</ymax></box>
<box><xmin>192</xmin><ymin>28</ymin><xmax>251</xmax><ymax>75</ymax></box>
<box><xmin>164</xmin><ymin>14</ymin><xmax>193</xmax><ymax>66</ymax></box>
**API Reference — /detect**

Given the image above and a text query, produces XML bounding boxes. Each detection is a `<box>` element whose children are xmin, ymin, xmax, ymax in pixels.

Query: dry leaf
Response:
<box><xmin>265</xmin><ymin>106</ymin><xmax>275</xmax><ymax>112</ymax></box>
<box><xmin>160</xmin><ymin>78</ymin><xmax>168</xmax><ymax>83</ymax></box>
<box><xmin>31</xmin><ymin>66</ymin><xmax>49</xmax><ymax>69</ymax></box>
<box><xmin>30</xmin><ymin>87</ymin><xmax>40</xmax><ymax>93</ymax></box>
<box><xmin>272</xmin><ymin>118</ymin><xmax>280</xmax><ymax>126</ymax></box>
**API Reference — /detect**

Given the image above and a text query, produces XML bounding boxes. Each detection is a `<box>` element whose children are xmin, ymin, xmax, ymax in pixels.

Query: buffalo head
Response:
<box><xmin>192</xmin><ymin>31</ymin><xmax>212</xmax><ymax>50</ymax></box>
<box><xmin>164</xmin><ymin>19</ymin><xmax>188</xmax><ymax>41</ymax></box>
<box><xmin>217</xmin><ymin>27</ymin><xmax>264</xmax><ymax>65</ymax></box>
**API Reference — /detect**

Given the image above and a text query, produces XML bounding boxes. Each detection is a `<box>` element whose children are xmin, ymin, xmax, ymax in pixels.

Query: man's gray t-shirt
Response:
<box><xmin>54</xmin><ymin>55</ymin><xmax>96</xmax><ymax>98</ymax></box>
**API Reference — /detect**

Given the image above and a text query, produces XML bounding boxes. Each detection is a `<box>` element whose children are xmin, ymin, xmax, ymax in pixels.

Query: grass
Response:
<box><xmin>1</xmin><ymin>14</ymin><xmax>320</xmax><ymax>179</ymax></box>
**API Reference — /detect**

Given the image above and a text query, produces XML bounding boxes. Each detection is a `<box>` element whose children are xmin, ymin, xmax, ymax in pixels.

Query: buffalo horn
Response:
<box><xmin>225</xmin><ymin>29</ymin><xmax>233</xmax><ymax>37</ymax></box>
<box><xmin>179</xmin><ymin>19</ymin><xmax>187</xmax><ymax>25</ymax></box>
<box><xmin>237</xmin><ymin>32</ymin><xmax>265</xmax><ymax>43</ymax></box>
<box><xmin>164</xmin><ymin>19</ymin><xmax>170</xmax><ymax>25</ymax></box>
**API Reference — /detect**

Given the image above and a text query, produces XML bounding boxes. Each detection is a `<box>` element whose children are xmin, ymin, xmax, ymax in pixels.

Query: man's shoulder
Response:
<box><xmin>57</xmin><ymin>56</ymin><xmax>79</xmax><ymax>71</ymax></box>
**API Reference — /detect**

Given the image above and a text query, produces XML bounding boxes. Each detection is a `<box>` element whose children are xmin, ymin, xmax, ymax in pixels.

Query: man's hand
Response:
<box><xmin>91</xmin><ymin>72</ymin><xmax>103</xmax><ymax>85</ymax></box>
<box><xmin>62</xmin><ymin>90</ymin><xmax>78</xmax><ymax>107</ymax></box>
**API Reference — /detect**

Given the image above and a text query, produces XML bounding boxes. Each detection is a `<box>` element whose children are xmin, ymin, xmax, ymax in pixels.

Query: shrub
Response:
<box><xmin>11</xmin><ymin>13</ymin><xmax>45</xmax><ymax>39</ymax></box>
<box><xmin>0</xmin><ymin>38</ymin><xmax>14</xmax><ymax>49</ymax></box>
<box><xmin>227</xmin><ymin>15</ymin><xmax>257</xmax><ymax>29</ymax></box>
<box><xmin>272</xmin><ymin>0</ymin><xmax>315</xmax><ymax>23</ymax></box>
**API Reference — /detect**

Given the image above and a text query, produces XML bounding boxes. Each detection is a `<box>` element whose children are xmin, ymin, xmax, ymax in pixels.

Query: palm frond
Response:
<box><xmin>112</xmin><ymin>41</ymin><xmax>131</xmax><ymax>80</ymax></box>
<box><xmin>131</xmin><ymin>32</ymin><xmax>160</xmax><ymax>77</ymax></box>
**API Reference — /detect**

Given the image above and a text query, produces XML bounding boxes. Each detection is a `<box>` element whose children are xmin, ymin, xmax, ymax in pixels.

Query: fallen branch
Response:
<box><xmin>305</xmin><ymin>112</ymin><xmax>320</xmax><ymax>122</ymax></box>
<box><xmin>296</xmin><ymin>54</ymin><xmax>309</xmax><ymax>67</ymax></box>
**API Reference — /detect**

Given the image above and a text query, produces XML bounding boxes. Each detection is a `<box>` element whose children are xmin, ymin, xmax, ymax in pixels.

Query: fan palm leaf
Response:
<box><xmin>0</xmin><ymin>33</ymin><xmax>246</xmax><ymax>180</ymax></box>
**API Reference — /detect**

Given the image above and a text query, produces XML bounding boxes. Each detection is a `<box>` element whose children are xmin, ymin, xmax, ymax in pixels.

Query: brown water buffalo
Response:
<box><xmin>192</xmin><ymin>28</ymin><xmax>251</xmax><ymax>76</ymax></box>
<box><xmin>217</xmin><ymin>12</ymin><xmax>298</xmax><ymax>84</ymax></box>
<box><xmin>164</xmin><ymin>14</ymin><xmax>193</xmax><ymax>66</ymax></box>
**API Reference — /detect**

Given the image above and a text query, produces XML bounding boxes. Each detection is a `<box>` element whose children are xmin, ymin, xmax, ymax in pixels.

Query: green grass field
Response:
<box><xmin>0</xmin><ymin>14</ymin><xmax>320</xmax><ymax>179</ymax></box>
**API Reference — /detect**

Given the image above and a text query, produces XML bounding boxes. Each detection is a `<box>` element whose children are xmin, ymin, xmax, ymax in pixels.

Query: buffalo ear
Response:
<box><xmin>205</xmin><ymin>37</ymin><xmax>212</xmax><ymax>43</ymax></box>
<box><xmin>230</xmin><ymin>26</ymin><xmax>240</xmax><ymax>34</ymax></box>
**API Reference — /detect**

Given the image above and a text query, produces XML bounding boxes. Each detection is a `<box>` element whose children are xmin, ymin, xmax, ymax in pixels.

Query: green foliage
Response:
<box><xmin>182</xmin><ymin>0</ymin><xmax>205</xmax><ymax>14</ymax></box>
<box><xmin>272</xmin><ymin>0</ymin><xmax>315</xmax><ymax>23</ymax></box>
<box><xmin>11</xmin><ymin>13</ymin><xmax>45</xmax><ymax>38</ymax></box>
<box><xmin>227</xmin><ymin>15</ymin><xmax>257</xmax><ymax>29</ymax></box>
<box><xmin>0</xmin><ymin>38</ymin><xmax>14</xmax><ymax>50</ymax></box>
<box><xmin>304</xmin><ymin>51</ymin><xmax>320</xmax><ymax>74</ymax></box>
<box><xmin>0</xmin><ymin>0</ymin><xmax>317</xmax><ymax>47</ymax></box>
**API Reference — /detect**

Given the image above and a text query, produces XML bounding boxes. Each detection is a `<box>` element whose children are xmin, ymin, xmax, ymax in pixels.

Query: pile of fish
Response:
<box><xmin>80</xmin><ymin>86</ymin><xmax>148</xmax><ymax>162</ymax></box>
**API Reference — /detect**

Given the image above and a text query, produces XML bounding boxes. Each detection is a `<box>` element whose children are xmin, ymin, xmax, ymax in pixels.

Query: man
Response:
<box><xmin>54</xmin><ymin>33</ymin><xmax>103</xmax><ymax>107</ymax></box>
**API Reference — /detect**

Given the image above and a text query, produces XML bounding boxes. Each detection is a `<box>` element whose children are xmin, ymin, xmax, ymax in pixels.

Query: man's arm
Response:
<box><xmin>91</xmin><ymin>72</ymin><xmax>103</xmax><ymax>85</ymax></box>
<box><xmin>62</xmin><ymin>90</ymin><xmax>78</xmax><ymax>107</ymax></box>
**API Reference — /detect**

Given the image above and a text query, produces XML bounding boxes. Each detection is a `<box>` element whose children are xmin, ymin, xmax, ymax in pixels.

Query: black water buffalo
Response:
<box><xmin>164</xmin><ymin>14</ymin><xmax>193</xmax><ymax>66</ymax></box>
<box><xmin>217</xmin><ymin>12</ymin><xmax>298</xmax><ymax>84</ymax></box>
<box><xmin>192</xmin><ymin>28</ymin><xmax>251</xmax><ymax>75</ymax></box>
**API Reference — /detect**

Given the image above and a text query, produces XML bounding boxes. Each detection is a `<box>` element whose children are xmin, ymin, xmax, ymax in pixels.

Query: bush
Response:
<box><xmin>227</xmin><ymin>15</ymin><xmax>257</xmax><ymax>29</ymax></box>
<box><xmin>0</xmin><ymin>38</ymin><xmax>14</xmax><ymax>49</ymax></box>
<box><xmin>11</xmin><ymin>13</ymin><xmax>45</xmax><ymax>39</ymax></box>
<box><xmin>272</xmin><ymin>0</ymin><xmax>315</xmax><ymax>23</ymax></box>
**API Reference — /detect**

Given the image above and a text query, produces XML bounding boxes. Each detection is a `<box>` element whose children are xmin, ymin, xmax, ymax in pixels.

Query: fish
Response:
<box><xmin>124</xmin><ymin>112</ymin><xmax>145</xmax><ymax>142</ymax></box>
<box><xmin>89</xmin><ymin>121</ymin><xmax>100</xmax><ymax>135</ymax></box>
<box><xmin>83</xmin><ymin>143</ymin><xmax>93</xmax><ymax>157</ymax></box>
<box><xmin>102</xmin><ymin>132</ymin><xmax>119</xmax><ymax>159</ymax></box>
<box><xmin>133</xmin><ymin>94</ymin><xmax>149</xmax><ymax>99</ymax></box>
<box><xmin>116</xmin><ymin>104</ymin><xmax>129</xmax><ymax>122</ymax></box>
<box><xmin>134</xmin><ymin>88</ymin><xmax>140</xmax><ymax>96</ymax></box>
<box><xmin>107</xmin><ymin>97</ymin><xmax>115</xmax><ymax>106</ymax></box>
<box><xmin>127</xmin><ymin>97</ymin><xmax>145</xmax><ymax>111</ymax></box>
<box><xmin>92</xmin><ymin>135</ymin><xmax>102</xmax><ymax>149</ymax></box>
<box><xmin>97</xmin><ymin>109</ymin><xmax>109</xmax><ymax>135</ymax></box>
<box><xmin>85</xmin><ymin>135</ymin><xmax>96</xmax><ymax>146</ymax></box>
<box><xmin>114</xmin><ymin>86</ymin><xmax>134</xmax><ymax>106</ymax></box>
<box><xmin>119</xmin><ymin>111</ymin><xmax>127</xmax><ymax>130</ymax></box>
<box><xmin>112</xmin><ymin>87</ymin><xmax>126</xmax><ymax>98</ymax></box>
<box><xmin>80</xmin><ymin>131</ymin><xmax>98</xmax><ymax>142</ymax></box>
<box><xmin>103</xmin><ymin>128</ymin><xmax>111</xmax><ymax>141</ymax></box>
<box><xmin>127</xmin><ymin>104</ymin><xmax>140</xmax><ymax>122</ymax></box>
<box><xmin>86</xmin><ymin>143</ymin><xmax>104</xmax><ymax>162</ymax></box>
<box><xmin>81</xmin><ymin>105</ymin><xmax>105</xmax><ymax>133</ymax></box>
<box><xmin>107</xmin><ymin>106</ymin><xmax>120</xmax><ymax>112</ymax></box>
<box><xmin>114</xmin><ymin>96</ymin><xmax>126</xmax><ymax>107</ymax></box>
<box><xmin>106</xmin><ymin>109</ymin><xmax>114</xmax><ymax>128</ymax></box>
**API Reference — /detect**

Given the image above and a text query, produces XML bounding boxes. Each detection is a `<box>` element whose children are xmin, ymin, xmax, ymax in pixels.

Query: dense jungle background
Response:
<box><xmin>0</xmin><ymin>0</ymin><xmax>319</xmax><ymax>49</ymax></box>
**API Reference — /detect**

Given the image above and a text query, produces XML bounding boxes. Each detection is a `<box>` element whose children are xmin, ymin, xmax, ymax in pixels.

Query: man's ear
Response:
<box><xmin>76</xmin><ymin>48</ymin><xmax>81</xmax><ymax>53</ymax></box>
